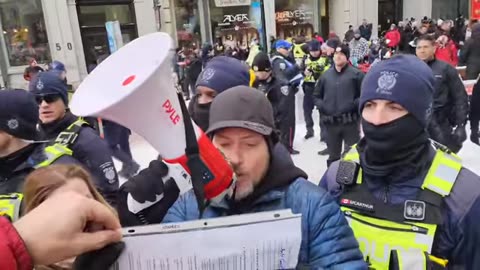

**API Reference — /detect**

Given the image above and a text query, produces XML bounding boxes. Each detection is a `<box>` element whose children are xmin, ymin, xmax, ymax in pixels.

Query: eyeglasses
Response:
<box><xmin>35</xmin><ymin>94</ymin><xmax>61</xmax><ymax>105</ymax></box>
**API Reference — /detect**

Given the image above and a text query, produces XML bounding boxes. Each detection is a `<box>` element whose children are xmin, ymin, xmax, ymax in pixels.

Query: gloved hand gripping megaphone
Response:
<box><xmin>70</xmin><ymin>33</ymin><xmax>235</xmax><ymax>218</ymax></box>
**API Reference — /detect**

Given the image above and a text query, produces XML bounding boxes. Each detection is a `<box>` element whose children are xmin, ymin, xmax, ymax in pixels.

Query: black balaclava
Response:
<box><xmin>360</xmin><ymin>114</ymin><xmax>430</xmax><ymax>176</ymax></box>
<box><xmin>358</xmin><ymin>55</ymin><xmax>436</xmax><ymax>177</ymax></box>
<box><xmin>191</xmin><ymin>100</ymin><xmax>211</xmax><ymax>132</ymax></box>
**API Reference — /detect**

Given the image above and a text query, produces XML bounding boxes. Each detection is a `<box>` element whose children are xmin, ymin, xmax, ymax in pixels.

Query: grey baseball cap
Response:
<box><xmin>206</xmin><ymin>86</ymin><xmax>275</xmax><ymax>136</ymax></box>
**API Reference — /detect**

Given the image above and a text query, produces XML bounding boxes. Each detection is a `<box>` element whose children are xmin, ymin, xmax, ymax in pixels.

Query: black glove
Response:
<box><xmin>453</xmin><ymin>125</ymin><xmax>467</xmax><ymax>144</ymax></box>
<box><xmin>118</xmin><ymin>160</ymin><xmax>181</xmax><ymax>227</ymax></box>
<box><xmin>74</xmin><ymin>242</ymin><xmax>125</xmax><ymax>270</ymax></box>
<box><xmin>124</xmin><ymin>160</ymin><xmax>168</xmax><ymax>203</ymax></box>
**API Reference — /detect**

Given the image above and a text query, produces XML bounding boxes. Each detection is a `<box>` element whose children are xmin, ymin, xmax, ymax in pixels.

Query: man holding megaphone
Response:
<box><xmin>116</xmin><ymin>86</ymin><xmax>366</xmax><ymax>268</ymax></box>
<box><xmin>69</xmin><ymin>33</ymin><xmax>365</xmax><ymax>268</ymax></box>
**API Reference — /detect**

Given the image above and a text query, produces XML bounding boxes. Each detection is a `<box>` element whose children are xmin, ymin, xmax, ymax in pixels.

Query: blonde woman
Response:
<box><xmin>23</xmin><ymin>164</ymin><xmax>122</xmax><ymax>270</ymax></box>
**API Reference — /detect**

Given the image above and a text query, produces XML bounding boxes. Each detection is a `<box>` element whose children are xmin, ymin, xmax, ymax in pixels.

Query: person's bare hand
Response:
<box><xmin>14</xmin><ymin>191</ymin><xmax>122</xmax><ymax>265</ymax></box>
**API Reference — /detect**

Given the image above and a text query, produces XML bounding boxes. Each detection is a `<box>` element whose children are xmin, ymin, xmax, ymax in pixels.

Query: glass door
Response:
<box><xmin>76</xmin><ymin>0</ymin><xmax>138</xmax><ymax>71</ymax></box>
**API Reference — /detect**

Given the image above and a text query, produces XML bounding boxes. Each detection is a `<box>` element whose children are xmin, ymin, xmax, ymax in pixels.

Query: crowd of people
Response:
<box><xmin>1</xmin><ymin>16</ymin><xmax>480</xmax><ymax>269</ymax></box>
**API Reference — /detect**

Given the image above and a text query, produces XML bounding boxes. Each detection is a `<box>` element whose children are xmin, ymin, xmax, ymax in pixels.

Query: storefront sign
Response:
<box><xmin>223</xmin><ymin>14</ymin><xmax>249</xmax><ymax>23</ymax></box>
<box><xmin>219</xmin><ymin>13</ymin><xmax>253</xmax><ymax>27</ymax></box>
<box><xmin>472</xmin><ymin>0</ymin><xmax>480</xmax><ymax>20</ymax></box>
<box><xmin>214</xmin><ymin>0</ymin><xmax>251</xmax><ymax>7</ymax></box>
<box><xmin>275</xmin><ymin>9</ymin><xmax>313</xmax><ymax>23</ymax></box>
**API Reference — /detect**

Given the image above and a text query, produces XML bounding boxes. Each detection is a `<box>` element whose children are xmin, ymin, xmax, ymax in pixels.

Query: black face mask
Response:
<box><xmin>192</xmin><ymin>100</ymin><xmax>211</xmax><ymax>132</ymax></box>
<box><xmin>360</xmin><ymin>114</ymin><xmax>430</xmax><ymax>175</ymax></box>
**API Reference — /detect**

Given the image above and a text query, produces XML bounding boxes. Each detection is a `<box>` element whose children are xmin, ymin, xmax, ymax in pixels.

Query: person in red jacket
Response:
<box><xmin>435</xmin><ymin>35</ymin><xmax>459</xmax><ymax>66</ymax></box>
<box><xmin>385</xmin><ymin>24</ymin><xmax>401</xmax><ymax>49</ymax></box>
<box><xmin>0</xmin><ymin>192</ymin><xmax>122</xmax><ymax>270</ymax></box>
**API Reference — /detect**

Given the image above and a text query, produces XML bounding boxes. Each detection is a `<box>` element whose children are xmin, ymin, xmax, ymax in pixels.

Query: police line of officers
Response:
<box><xmin>0</xmin><ymin>35</ymin><xmax>479</xmax><ymax>270</ymax></box>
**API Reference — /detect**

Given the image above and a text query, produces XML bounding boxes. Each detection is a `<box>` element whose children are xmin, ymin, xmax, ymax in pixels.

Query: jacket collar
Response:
<box><xmin>209</xmin><ymin>189</ymin><xmax>286</xmax><ymax>210</ymax></box>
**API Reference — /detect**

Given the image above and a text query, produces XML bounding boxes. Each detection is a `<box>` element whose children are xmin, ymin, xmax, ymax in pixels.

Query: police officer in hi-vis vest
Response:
<box><xmin>0</xmin><ymin>90</ymin><xmax>77</xmax><ymax>222</ymax></box>
<box><xmin>31</xmin><ymin>71</ymin><xmax>119</xmax><ymax>207</ymax></box>
<box><xmin>320</xmin><ymin>55</ymin><xmax>480</xmax><ymax>269</ymax></box>
<box><xmin>301</xmin><ymin>39</ymin><xmax>330</xmax><ymax>140</ymax></box>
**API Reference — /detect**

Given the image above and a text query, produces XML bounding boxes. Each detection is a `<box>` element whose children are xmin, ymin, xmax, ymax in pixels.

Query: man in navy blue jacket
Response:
<box><xmin>320</xmin><ymin>55</ymin><xmax>480</xmax><ymax>269</ymax></box>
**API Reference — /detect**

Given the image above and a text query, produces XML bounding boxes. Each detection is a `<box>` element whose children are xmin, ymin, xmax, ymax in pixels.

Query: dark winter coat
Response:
<box><xmin>359</xmin><ymin>24</ymin><xmax>372</xmax><ymax>41</ymax></box>
<box><xmin>271</xmin><ymin>53</ymin><xmax>303</xmax><ymax>88</ymax></box>
<box><xmin>41</xmin><ymin>112</ymin><xmax>119</xmax><ymax>206</ymax></box>
<box><xmin>0</xmin><ymin>144</ymin><xmax>78</xmax><ymax>195</ymax></box>
<box><xmin>426</xmin><ymin>59</ymin><xmax>469</xmax><ymax>146</ymax></box>
<box><xmin>320</xmin><ymin>144</ymin><xmax>480</xmax><ymax>270</ymax></box>
<box><xmin>459</xmin><ymin>37</ymin><xmax>480</xmax><ymax>80</ymax></box>
<box><xmin>313</xmin><ymin>65</ymin><xmax>364</xmax><ymax>117</ymax></box>
<box><xmin>164</xmin><ymin>144</ymin><xmax>367</xmax><ymax>269</ymax></box>
<box><xmin>254</xmin><ymin>77</ymin><xmax>295</xmax><ymax>133</ymax></box>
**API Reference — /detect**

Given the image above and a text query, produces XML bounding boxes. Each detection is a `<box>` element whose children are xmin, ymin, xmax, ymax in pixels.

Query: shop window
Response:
<box><xmin>275</xmin><ymin>0</ymin><xmax>316</xmax><ymax>40</ymax></box>
<box><xmin>209</xmin><ymin>0</ymin><xmax>265</xmax><ymax>51</ymax></box>
<box><xmin>174</xmin><ymin>0</ymin><xmax>201</xmax><ymax>49</ymax></box>
<box><xmin>432</xmin><ymin>0</ymin><xmax>469</xmax><ymax>21</ymax></box>
<box><xmin>78</xmin><ymin>5</ymin><xmax>134</xmax><ymax>27</ymax></box>
<box><xmin>0</xmin><ymin>0</ymin><xmax>51</xmax><ymax>66</ymax></box>
<box><xmin>76</xmin><ymin>1</ymin><xmax>137</xmax><ymax>71</ymax></box>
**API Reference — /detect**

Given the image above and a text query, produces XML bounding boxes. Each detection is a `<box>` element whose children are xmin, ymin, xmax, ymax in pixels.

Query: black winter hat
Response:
<box><xmin>31</xmin><ymin>71</ymin><xmax>69</xmax><ymax>106</ymax></box>
<box><xmin>0</xmin><ymin>89</ymin><xmax>42</xmax><ymax>141</ymax></box>
<box><xmin>335</xmin><ymin>44</ymin><xmax>351</xmax><ymax>59</ymax></box>
<box><xmin>252</xmin><ymin>52</ymin><xmax>272</xmax><ymax>72</ymax></box>
<box><xmin>207</xmin><ymin>86</ymin><xmax>275</xmax><ymax>136</ymax></box>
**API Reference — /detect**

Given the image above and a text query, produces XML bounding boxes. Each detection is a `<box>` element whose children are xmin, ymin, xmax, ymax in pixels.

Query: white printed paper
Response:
<box><xmin>112</xmin><ymin>210</ymin><xmax>302</xmax><ymax>270</ymax></box>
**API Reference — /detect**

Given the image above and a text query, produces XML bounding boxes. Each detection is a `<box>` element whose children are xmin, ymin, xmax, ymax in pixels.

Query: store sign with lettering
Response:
<box><xmin>223</xmin><ymin>14</ymin><xmax>250</xmax><ymax>23</ymax></box>
<box><xmin>215</xmin><ymin>0</ymin><xmax>251</xmax><ymax>7</ymax></box>
<box><xmin>276</xmin><ymin>10</ymin><xmax>313</xmax><ymax>23</ymax></box>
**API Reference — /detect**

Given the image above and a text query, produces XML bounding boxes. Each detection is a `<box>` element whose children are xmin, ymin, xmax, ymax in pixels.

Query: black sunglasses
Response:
<box><xmin>35</xmin><ymin>94</ymin><xmax>61</xmax><ymax>105</ymax></box>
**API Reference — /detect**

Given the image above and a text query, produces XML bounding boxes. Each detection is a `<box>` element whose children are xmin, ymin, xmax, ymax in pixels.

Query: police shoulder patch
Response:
<box><xmin>280</xmin><ymin>86</ymin><xmax>290</xmax><ymax>96</ymax></box>
<box><xmin>404</xmin><ymin>200</ymin><xmax>426</xmax><ymax>221</ymax></box>
<box><xmin>279</xmin><ymin>63</ymin><xmax>286</xmax><ymax>70</ymax></box>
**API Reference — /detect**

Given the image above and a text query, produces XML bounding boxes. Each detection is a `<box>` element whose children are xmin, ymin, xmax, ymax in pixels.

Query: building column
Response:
<box><xmin>263</xmin><ymin>0</ymin><xmax>276</xmax><ymax>52</ymax></box>
<box><xmin>0</xmin><ymin>19</ymin><xmax>9</xmax><ymax>88</ymax></box>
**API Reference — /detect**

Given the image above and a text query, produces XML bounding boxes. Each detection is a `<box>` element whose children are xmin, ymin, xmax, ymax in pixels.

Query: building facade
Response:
<box><xmin>159</xmin><ymin>0</ymin><xmax>328</xmax><ymax>53</ymax></box>
<box><xmin>0</xmin><ymin>0</ymin><xmax>157</xmax><ymax>89</ymax></box>
<box><xmin>1</xmin><ymin>0</ymin><xmax>329</xmax><ymax>89</ymax></box>
<box><xmin>0</xmin><ymin>0</ymin><xmax>472</xmax><ymax>89</ymax></box>
<box><xmin>330</xmin><ymin>0</ymin><xmax>471</xmax><ymax>40</ymax></box>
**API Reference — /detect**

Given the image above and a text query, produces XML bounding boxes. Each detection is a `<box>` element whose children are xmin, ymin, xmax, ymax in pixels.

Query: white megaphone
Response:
<box><xmin>70</xmin><ymin>32</ymin><xmax>234</xmax><ymax>207</ymax></box>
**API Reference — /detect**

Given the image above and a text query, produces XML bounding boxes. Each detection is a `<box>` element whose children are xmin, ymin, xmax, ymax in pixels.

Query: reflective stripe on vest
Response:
<box><xmin>55</xmin><ymin>118</ymin><xmax>89</xmax><ymax>146</ymax></box>
<box><xmin>422</xmin><ymin>151</ymin><xmax>462</xmax><ymax>196</ymax></box>
<box><xmin>67</xmin><ymin>118</ymin><xmax>88</xmax><ymax>130</ymax></box>
<box><xmin>0</xmin><ymin>193</ymin><xmax>23</xmax><ymax>222</ymax></box>
<box><xmin>304</xmin><ymin>58</ymin><xmax>327</xmax><ymax>83</ymax></box>
<box><xmin>393</xmin><ymin>250</ymin><xmax>428</xmax><ymax>270</ymax></box>
<box><xmin>293</xmin><ymin>43</ymin><xmax>306</xmax><ymax>59</ymax></box>
<box><xmin>341</xmin><ymin>209</ymin><xmax>437</xmax><ymax>269</ymax></box>
<box><xmin>35</xmin><ymin>144</ymin><xmax>73</xmax><ymax>169</ymax></box>
<box><xmin>341</xmin><ymin>144</ymin><xmax>461</xmax><ymax>270</ymax></box>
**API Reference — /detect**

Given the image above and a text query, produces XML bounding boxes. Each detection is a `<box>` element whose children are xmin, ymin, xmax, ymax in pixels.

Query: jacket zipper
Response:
<box><xmin>344</xmin><ymin>211</ymin><xmax>429</xmax><ymax>234</ymax></box>
<box><xmin>383</xmin><ymin>185</ymin><xmax>389</xmax><ymax>204</ymax></box>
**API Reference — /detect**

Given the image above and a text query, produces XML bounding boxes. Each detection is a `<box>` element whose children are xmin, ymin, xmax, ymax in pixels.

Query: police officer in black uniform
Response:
<box><xmin>313</xmin><ymin>45</ymin><xmax>364</xmax><ymax>166</ymax></box>
<box><xmin>31</xmin><ymin>72</ymin><xmax>119</xmax><ymax>207</ymax></box>
<box><xmin>270</xmin><ymin>40</ymin><xmax>303</xmax><ymax>155</ymax></box>
<box><xmin>252</xmin><ymin>52</ymin><xmax>298</xmax><ymax>155</ymax></box>
<box><xmin>0</xmin><ymin>89</ymin><xmax>78</xmax><ymax>222</ymax></box>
